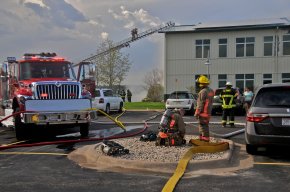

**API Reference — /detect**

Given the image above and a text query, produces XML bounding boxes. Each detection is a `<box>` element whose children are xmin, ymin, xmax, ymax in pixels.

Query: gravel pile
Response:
<box><xmin>94</xmin><ymin>135</ymin><xmax>227</xmax><ymax>163</ymax></box>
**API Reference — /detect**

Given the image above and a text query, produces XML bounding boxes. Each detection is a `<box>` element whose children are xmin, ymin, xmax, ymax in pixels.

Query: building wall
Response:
<box><xmin>164</xmin><ymin>28</ymin><xmax>290</xmax><ymax>94</ymax></box>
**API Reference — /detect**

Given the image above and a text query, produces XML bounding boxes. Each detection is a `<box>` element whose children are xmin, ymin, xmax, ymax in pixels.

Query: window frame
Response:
<box><xmin>263</xmin><ymin>73</ymin><xmax>272</xmax><ymax>84</ymax></box>
<box><xmin>218</xmin><ymin>38</ymin><xmax>228</xmax><ymax>58</ymax></box>
<box><xmin>236</xmin><ymin>37</ymin><xmax>255</xmax><ymax>57</ymax></box>
<box><xmin>195</xmin><ymin>39</ymin><xmax>211</xmax><ymax>58</ymax></box>
<box><xmin>283</xmin><ymin>35</ymin><xmax>290</xmax><ymax>55</ymax></box>
<box><xmin>264</xmin><ymin>36</ymin><xmax>273</xmax><ymax>56</ymax></box>
<box><xmin>282</xmin><ymin>73</ymin><xmax>290</xmax><ymax>83</ymax></box>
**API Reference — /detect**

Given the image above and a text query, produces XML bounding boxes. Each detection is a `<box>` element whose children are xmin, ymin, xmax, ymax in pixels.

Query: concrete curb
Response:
<box><xmin>68</xmin><ymin>139</ymin><xmax>235</xmax><ymax>177</ymax></box>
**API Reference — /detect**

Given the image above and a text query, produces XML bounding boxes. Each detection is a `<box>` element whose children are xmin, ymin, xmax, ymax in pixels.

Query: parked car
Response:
<box><xmin>211</xmin><ymin>87</ymin><xmax>245</xmax><ymax>115</ymax></box>
<box><xmin>92</xmin><ymin>88</ymin><xmax>124</xmax><ymax>114</ymax></box>
<box><xmin>245</xmin><ymin>83</ymin><xmax>290</xmax><ymax>154</ymax></box>
<box><xmin>165</xmin><ymin>91</ymin><xmax>197</xmax><ymax>115</ymax></box>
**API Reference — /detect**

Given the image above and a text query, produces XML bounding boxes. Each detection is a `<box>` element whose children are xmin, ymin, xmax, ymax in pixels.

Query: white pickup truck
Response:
<box><xmin>92</xmin><ymin>88</ymin><xmax>124</xmax><ymax>114</ymax></box>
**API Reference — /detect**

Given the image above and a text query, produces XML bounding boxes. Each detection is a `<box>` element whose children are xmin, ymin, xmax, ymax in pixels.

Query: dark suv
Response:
<box><xmin>245</xmin><ymin>83</ymin><xmax>290</xmax><ymax>154</ymax></box>
<box><xmin>212</xmin><ymin>87</ymin><xmax>244</xmax><ymax>115</ymax></box>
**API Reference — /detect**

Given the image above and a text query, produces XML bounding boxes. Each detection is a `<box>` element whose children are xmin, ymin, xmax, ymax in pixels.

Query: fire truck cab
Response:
<box><xmin>1</xmin><ymin>53</ymin><xmax>96</xmax><ymax>140</ymax></box>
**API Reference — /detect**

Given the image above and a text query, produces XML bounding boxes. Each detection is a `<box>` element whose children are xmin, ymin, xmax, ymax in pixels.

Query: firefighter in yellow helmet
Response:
<box><xmin>194</xmin><ymin>75</ymin><xmax>214</xmax><ymax>142</ymax></box>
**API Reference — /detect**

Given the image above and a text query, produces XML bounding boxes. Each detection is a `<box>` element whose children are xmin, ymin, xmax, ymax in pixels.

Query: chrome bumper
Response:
<box><xmin>23</xmin><ymin>99</ymin><xmax>97</xmax><ymax>124</ymax></box>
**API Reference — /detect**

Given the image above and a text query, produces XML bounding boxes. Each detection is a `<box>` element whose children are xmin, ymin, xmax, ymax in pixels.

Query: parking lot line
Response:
<box><xmin>254</xmin><ymin>162</ymin><xmax>290</xmax><ymax>166</ymax></box>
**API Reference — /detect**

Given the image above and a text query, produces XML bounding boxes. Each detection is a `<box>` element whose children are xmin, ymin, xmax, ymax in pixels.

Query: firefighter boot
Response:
<box><xmin>199</xmin><ymin>135</ymin><xmax>210</xmax><ymax>142</ymax></box>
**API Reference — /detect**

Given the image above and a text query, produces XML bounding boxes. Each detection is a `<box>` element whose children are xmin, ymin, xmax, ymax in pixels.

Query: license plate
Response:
<box><xmin>282</xmin><ymin>118</ymin><xmax>290</xmax><ymax>126</ymax></box>
<box><xmin>49</xmin><ymin>115</ymin><xmax>61</xmax><ymax>121</ymax></box>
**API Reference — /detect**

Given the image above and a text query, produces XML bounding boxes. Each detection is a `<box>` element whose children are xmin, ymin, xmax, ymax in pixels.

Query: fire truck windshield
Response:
<box><xmin>19</xmin><ymin>61</ymin><xmax>76</xmax><ymax>80</ymax></box>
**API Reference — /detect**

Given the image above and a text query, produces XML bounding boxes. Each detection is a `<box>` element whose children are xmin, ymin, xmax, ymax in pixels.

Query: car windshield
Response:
<box><xmin>169</xmin><ymin>92</ymin><xmax>189</xmax><ymax>99</ymax></box>
<box><xmin>19</xmin><ymin>61</ymin><xmax>76</xmax><ymax>80</ymax></box>
<box><xmin>253</xmin><ymin>87</ymin><xmax>290</xmax><ymax>107</ymax></box>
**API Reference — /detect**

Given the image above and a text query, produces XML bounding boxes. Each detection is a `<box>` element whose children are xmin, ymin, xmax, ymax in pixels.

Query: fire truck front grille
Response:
<box><xmin>35</xmin><ymin>84</ymin><xmax>80</xmax><ymax>99</ymax></box>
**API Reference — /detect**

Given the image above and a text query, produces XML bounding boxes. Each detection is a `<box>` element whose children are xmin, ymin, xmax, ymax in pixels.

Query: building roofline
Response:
<box><xmin>159</xmin><ymin>17</ymin><xmax>290</xmax><ymax>34</ymax></box>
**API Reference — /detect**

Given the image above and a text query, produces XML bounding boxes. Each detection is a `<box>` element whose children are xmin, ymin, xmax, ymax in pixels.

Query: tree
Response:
<box><xmin>143</xmin><ymin>68</ymin><xmax>164</xmax><ymax>102</ymax></box>
<box><xmin>94</xmin><ymin>39</ymin><xmax>131</xmax><ymax>88</ymax></box>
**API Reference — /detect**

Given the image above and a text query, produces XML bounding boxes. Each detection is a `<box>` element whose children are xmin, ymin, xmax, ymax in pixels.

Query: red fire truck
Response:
<box><xmin>0</xmin><ymin>53</ymin><xmax>96</xmax><ymax>140</ymax></box>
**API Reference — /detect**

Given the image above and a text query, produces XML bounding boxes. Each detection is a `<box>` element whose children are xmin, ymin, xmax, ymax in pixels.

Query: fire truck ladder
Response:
<box><xmin>79</xmin><ymin>21</ymin><xmax>175</xmax><ymax>63</ymax></box>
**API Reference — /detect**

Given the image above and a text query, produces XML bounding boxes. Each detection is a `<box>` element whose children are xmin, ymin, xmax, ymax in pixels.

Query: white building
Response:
<box><xmin>160</xmin><ymin>17</ymin><xmax>290</xmax><ymax>96</ymax></box>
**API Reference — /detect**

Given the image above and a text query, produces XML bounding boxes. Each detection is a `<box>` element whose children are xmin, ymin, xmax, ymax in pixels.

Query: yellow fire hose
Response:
<box><xmin>162</xmin><ymin>139</ymin><xmax>229</xmax><ymax>192</ymax></box>
<box><xmin>89</xmin><ymin>108</ymin><xmax>126</xmax><ymax>131</ymax></box>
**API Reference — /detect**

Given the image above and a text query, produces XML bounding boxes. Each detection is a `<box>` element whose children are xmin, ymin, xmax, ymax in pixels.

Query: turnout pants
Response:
<box><xmin>222</xmin><ymin>108</ymin><xmax>235</xmax><ymax>125</ymax></box>
<box><xmin>198</xmin><ymin>116</ymin><xmax>210</xmax><ymax>137</ymax></box>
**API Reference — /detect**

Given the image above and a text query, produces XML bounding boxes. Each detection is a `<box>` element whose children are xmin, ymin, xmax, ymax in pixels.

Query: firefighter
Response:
<box><xmin>194</xmin><ymin>75</ymin><xmax>214</xmax><ymax>142</ymax></box>
<box><xmin>126</xmin><ymin>89</ymin><xmax>132</xmax><ymax>102</ymax></box>
<box><xmin>156</xmin><ymin>108</ymin><xmax>186</xmax><ymax>146</ymax></box>
<box><xmin>220</xmin><ymin>82</ymin><xmax>239</xmax><ymax>127</ymax></box>
<box><xmin>120</xmin><ymin>89</ymin><xmax>126</xmax><ymax>102</ymax></box>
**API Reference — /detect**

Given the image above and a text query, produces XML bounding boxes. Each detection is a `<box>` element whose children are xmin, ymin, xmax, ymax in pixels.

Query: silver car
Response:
<box><xmin>245</xmin><ymin>83</ymin><xmax>290</xmax><ymax>154</ymax></box>
<box><xmin>165</xmin><ymin>91</ymin><xmax>197</xmax><ymax>115</ymax></box>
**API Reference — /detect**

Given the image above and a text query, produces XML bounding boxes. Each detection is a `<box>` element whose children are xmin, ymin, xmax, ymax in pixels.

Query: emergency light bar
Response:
<box><xmin>24</xmin><ymin>53</ymin><xmax>57</xmax><ymax>57</ymax></box>
<box><xmin>23</xmin><ymin>52</ymin><xmax>65</xmax><ymax>61</ymax></box>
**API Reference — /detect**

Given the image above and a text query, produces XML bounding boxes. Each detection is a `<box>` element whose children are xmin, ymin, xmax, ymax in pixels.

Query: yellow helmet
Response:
<box><xmin>196</xmin><ymin>75</ymin><xmax>210</xmax><ymax>84</ymax></box>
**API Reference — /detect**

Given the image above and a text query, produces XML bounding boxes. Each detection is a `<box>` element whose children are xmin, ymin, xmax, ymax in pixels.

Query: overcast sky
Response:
<box><xmin>1</xmin><ymin>0</ymin><xmax>289</xmax><ymax>97</ymax></box>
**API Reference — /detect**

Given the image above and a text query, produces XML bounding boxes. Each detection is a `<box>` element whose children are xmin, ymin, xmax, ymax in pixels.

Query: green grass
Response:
<box><xmin>124</xmin><ymin>102</ymin><xmax>165</xmax><ymax>110</ymax></box>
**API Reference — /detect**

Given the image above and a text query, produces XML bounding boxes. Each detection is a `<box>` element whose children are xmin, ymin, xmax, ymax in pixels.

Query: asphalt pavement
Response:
<box><xmin>0</xmin><ymin>111</ymin><xmax>290</xmax><ymax>192</ymax></box>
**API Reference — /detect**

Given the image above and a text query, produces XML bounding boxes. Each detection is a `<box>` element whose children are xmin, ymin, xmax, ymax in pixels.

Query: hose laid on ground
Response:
<box><xmin>0</xmin><ymin>108</ymin><xmax>151</xmax><ymax>150</ymax></box>
<box><xmin>0</xmin><ymin>122</ymin><xmax>148</xmax><ymax>150</ymax></box>
<box><xmin>210</xmin><ymin>128</ymin><xmax>245</xmax><ymax>138</ymax></box>
<box><xmin>91</xmin><ymin>108</ymin><xmax>126</xmax><ymax>131</ymax></box>
<box><xmin>162</xmin><ymin>139</ymin><xmax>229</xmax><ymax>192</ymax></box>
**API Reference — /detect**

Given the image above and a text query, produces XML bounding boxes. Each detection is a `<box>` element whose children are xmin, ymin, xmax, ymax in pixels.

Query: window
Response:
<box><xmin>95</xmin><ymin>90</ymin><xmax>101</xmax><ymax>97</ymax></box>
<box><xmin>263</xmin><ymin>74</ymin><xmax>272</xmax><ymax>84</ymax></box>
<box><xmin>103</xmin><ymin>90</ymin><xmax>113</xmax><ymax>97</ymax></box>
<box><xmin>283</xmin><ymin>35</ymin><xmax>290</xmax><ymax>55</ymax></box>
<box><xmin>219</xmin><ymin>38</ymin><xmax>227</xmax><ymax>57</ymax></box>
<box><xmin>282</xmin><ymin>73</ymin><xmax>290</xmax><ymax>83</ymax></box>
<box><xmin>254</xmin><ymin>87</ymin><xmax>290</xmax><ymax>107</ymax></box>
<box><xmin>264</xmin><ymin>36</ymin><xmax>273</xmax><ymax>56</ymax></box>
<box><xmin>236</xmin><ymin>74</ymin><xmax>254</xmax><ymax>92</ymax></box>
<box><xmin>218</xmin><ymin>74</ymin><xmax>227</xmax><ymax>88</ymax></box>
<box><xmin>196</xmin><ymin>39</ymin><xmax>210</xmax><ymax>58</ymax></box>
<box><xmin>236</xmin><ymin>37</ymin><xmax>255</xmax><ymax>57</ymax></box>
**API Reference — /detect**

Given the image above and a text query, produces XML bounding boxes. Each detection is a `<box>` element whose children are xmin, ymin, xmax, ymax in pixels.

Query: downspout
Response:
<box><xmin>275</xmin><ymin>26</ymin><xmax>279</xmax><ymax>83</ymax></box>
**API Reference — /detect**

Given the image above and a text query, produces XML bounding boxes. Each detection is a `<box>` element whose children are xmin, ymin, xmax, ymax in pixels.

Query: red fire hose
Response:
<box><xmin>0</xmin><ymin>123</ymin><xmax>149</xmax><ymax>150</ymax></box>
<box><xmin>0</xmin><ymin>109</ymin><xmax>150</xmax><ymax>150</ymax></box>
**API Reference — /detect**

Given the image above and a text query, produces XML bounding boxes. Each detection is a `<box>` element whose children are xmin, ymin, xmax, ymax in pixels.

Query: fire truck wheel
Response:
<box><xmin>80</xmin><ymin>123</ymin><xmax>89</xmax><ymax>138</ymax></box>
<box><xmin>14</xmin><ymin>109</ymin><xmax>26</xmax><ymax>140</ymax></box>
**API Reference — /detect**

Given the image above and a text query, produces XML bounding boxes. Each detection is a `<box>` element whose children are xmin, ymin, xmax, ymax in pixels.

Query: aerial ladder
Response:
<box><xmin>79</xmin><ymin>21</ymin><xmax>175</xmax><ymax>64</ymax></box>
<box><xmin>76</xmin><ymin>21</ymin><xmax>175</xmax><ymax>96</ymax></box>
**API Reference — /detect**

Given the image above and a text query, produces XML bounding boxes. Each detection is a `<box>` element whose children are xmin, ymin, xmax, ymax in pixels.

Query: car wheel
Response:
<box><xmin>246</xmin><ymin>144</ymin><xmax>257</xmax><ymax>155</ymax></box>
<box><xmin>14</xmin><ymin>108</ymin><xmax>27</xmax><ymax>140</ymax></box>
<box><xmin>105</xmin><ymin>104</ymin><xmax>110</xmax><ymax>114</ymax></box>
<box><xmin>80</xmin><ymin>123</ymin><xmax>89</xmax><ymax>138</ymax></box>
<box><xmin>118</xmin><ymin>102</ymin><xmax>123</xmax><ymax>113</ymax></box>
